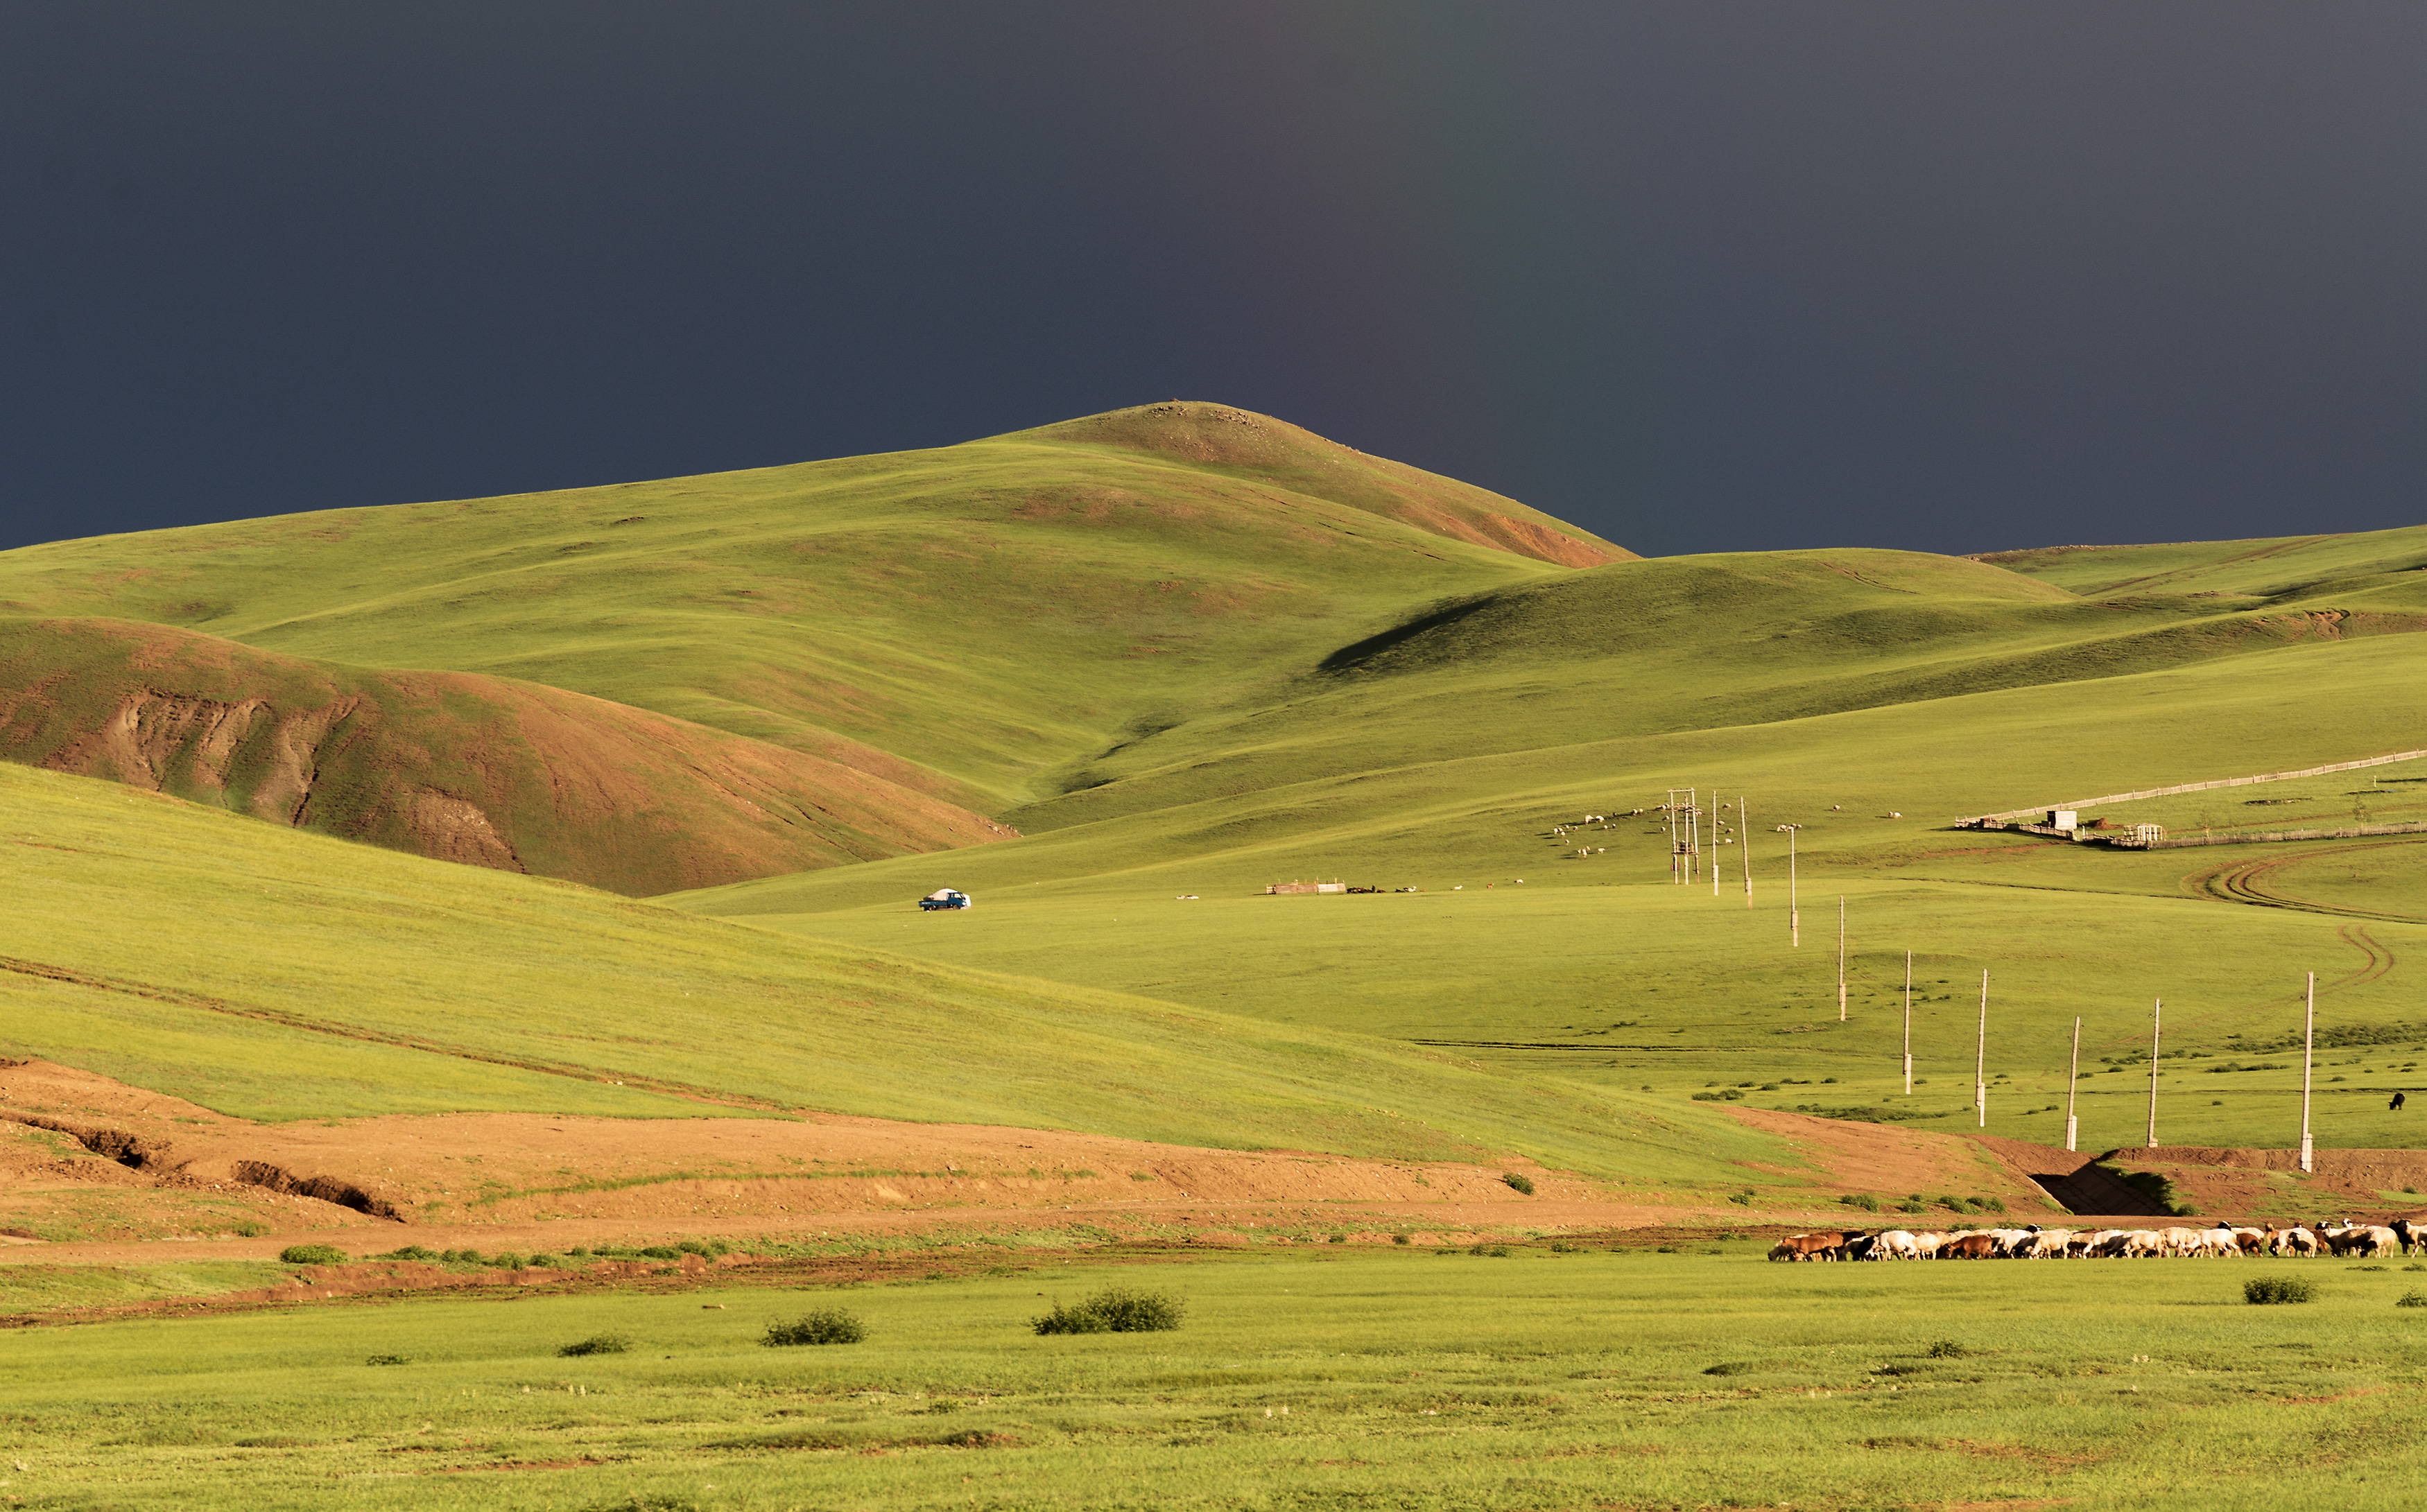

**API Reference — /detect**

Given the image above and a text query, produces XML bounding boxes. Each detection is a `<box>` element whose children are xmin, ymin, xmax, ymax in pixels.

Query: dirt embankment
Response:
<box><xmin>0</xmin><ymin>1059</ymin><xmax>1657</xmax><ymax>1253</ymax></box>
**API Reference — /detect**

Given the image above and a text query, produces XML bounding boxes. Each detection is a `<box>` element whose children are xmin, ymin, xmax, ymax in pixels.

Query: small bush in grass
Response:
<box><xmin>1702</xmin><ymin>1361</ymin><xmax>1756</xmax><ymax>1375</ymax></box>
<box><xmin>1839</xmin><ymin>1192</ymin><xmax>1881</xmax><ymax>1213</ymax></box>
<box><xmin>1501</xmin><ymin>1172</ymin><xmax>1535</xmax><ymax>1196</ymax></box>
<box><xmin>1327</xmin><ymin>1233</ymin><xmax>1347</xmax><ymax>1244</ymax></box>
<box><xmin>638</xmin><ymin>1246</ymin><xmax>682</xmax><ymax>1260</ymax></box>
<box><xmin>2398</xmin><ymin>1291</ymin><xmax>2427</xmax><ymax>1308</ymax></box>
<box><xmin>1926</xmin><ymin>1340</ymin><xmax>1969</xmax><ymax>1358</ymax></box>
<box><xmin>383</xmin><ymin>1245</ymin><xmax>438</xmax><ymax>1262</ymax></box>
<box><xmin>363</xmin><ymin>1354</ymin><xmax>411</xmax><ymax>1366</ymax></box>
<box><xmin>1727</xmin><ymin>1190</ymin><xmax>1755</xmax><ymax>1206</ymax></box>
<box><xmin>763</xmin><ymin>1308</ymin><xmax>865</xmax><ymax>1346</ymax></box>
<box><xmin>278</xmin><ymin>1244</ymin><xmax>345</xmax><ymax>1265</ymax></box>
<box><xmin>1032</xmin><ymin>1286</ymin><xmax>1184</xmax><ymax>1335</ymax></box>
<box><xmin>1468</xmin><ymin>1244</ymin><xmax>1512</xmax><ymax>1258</ymax></box>
<box><xmin>558</xmin><ymin>1333</ymin><xmax>634</xmax><ymax>1357</ymax></box>
<box><xmin>2246</xmin><ymin>1276</ymin><xmax>2319</xmax><ymax>1305</ymax></box>
<box><xmin>1391</xmin><ymin>1233</ymin><xmax>1411</xmax><ymax>1245</ymax></box>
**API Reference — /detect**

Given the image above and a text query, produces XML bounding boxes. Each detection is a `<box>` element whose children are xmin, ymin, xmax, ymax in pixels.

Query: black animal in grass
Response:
<box><xmin>2392</xmin><ymin>1090</ymin><xmax>2408</xmax><ymax>1112</ymax></box>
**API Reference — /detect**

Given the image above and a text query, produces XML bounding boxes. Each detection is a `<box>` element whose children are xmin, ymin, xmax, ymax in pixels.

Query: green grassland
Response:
<box><xmin>4</xmin><ymin>1246</ymin><xmax>2425</xmax><ymax>1509</ymax></box>
<box><xmin>0</xmin><ymin>761</ymin><xmax>1790</xmax><ymax>1188</ymax></box>
<box><xmin>1978</xmin><ymin>522</ymin><xmax>2427</xmax><ymax>598</ymax></box>
<box><xmin>0</xmin><ymin>405</ymin><xmax>1613</xmax><ymax>813</ymax></box>
<box><xmin>10</xmin><ymin>403</ymin><xmax>2427</xmax><ymax>1174</ymax></box>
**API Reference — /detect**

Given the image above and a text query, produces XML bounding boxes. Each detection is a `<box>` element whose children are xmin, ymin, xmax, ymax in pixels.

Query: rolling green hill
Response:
<box><xmin>0</xmin><ymin>403</ymin><xmax>1618</xmax><ymax>813</ymax></box>
<box><xmin>10</xmin><ymin>397</ymin><xmax>2427</xmax><ymax>1172</ymax></box>
<box><xmin>1974</xmin><ymin>523</ymin><xmax>2427</xmax><ymax>600</ymax></box>
<box><xmin>0</xmin><ymin>761</ymin><xmax>1783</xmax><ymax>1187</ymax></box>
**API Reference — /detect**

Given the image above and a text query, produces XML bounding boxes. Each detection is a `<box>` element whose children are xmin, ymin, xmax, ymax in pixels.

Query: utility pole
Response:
<box><xmin>1902</xmin><ymin>949</ymin><xmax>1914</xmax><ymax>1095</ymax></box>
<box><xmin>1787</xmin><ymin>826</ymin><xmax>1800</xmax><ymax>947</ymax></box>
<box><xmin>1741</xmin><ymin>795</ymin><xmax>1753</xmax><ymax>908</ymax></box>
<box><xmin>2065</xmin><ymin>1015</ymin><xmax>2081</xmax><ymax>1152</ymax></box>
<box><xmin>1837</xmin><ymin>896</ymin><xmax>1848</xmax><ymax>1021</ymax></box>
<box><xmin>1974</xmin><ymin>970</ymin><xmax>1988</xmax><ymax>1128</ymax></box>
<box><xmin>1713</xmin><ymin>790</ymin><xmax>1722</xmax><ymax>897</ymax></box>
<box><xmin>2300</xmin><ymin>971</ymin><xmax>2316</xmax><ymax>1174</ymax></box>
<box><xmin>2146</xmin><ymin>997</ymin><xmax>2163</xmax><ymax>1149</ymax></box>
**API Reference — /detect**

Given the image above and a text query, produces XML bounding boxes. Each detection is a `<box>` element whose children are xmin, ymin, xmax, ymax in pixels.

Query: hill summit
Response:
<box><xmin>0</xmin><ymin>403</ymin><xmax>1627</xmax><ymax>890</ymax></box>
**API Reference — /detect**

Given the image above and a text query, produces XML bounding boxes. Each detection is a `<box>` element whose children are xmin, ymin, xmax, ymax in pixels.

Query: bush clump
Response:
<box><xmin>278</xmin><ymin>1244</ymin><xmax>346</xmax><ymax>1265</ymax></box>
<box><xmin>763</xmin><ymin>1308</ymin><xmax>866</xmax><ymax>1347</ymax></box>
<box><xmin>1031</xmin><ymin>1286</ymin><xmax>1185</xmax><ymax>1335</ymax></box>
<box><xmin>1925</xmin><ymin>1339</ymin><xmax>1969</xmax><ymax>1358</ymax></box>
<box><xmin>558</xmin><ymin>1333</ymin><xmax>634</xmax><ymax>1357</ymax></box>
<box><xmin>2245</xmin><ymin>1276</ymin><xmax>2319</xmax><ymax>1306</ymax></box>
<box><xmin>1501</xmin><ymin>1172</ymin><xmax>1535</xmax><ymax>1196</ymax></box>
<box><xmin>2396</xmin><ymin>1291</ymin><xmax>2427</xmax><ymax>1309</ymax></box>
<box><xmin>1839</xmin><ymin>1192</ymin><xmax>1881</xmax><ymax>1213</ymax></box>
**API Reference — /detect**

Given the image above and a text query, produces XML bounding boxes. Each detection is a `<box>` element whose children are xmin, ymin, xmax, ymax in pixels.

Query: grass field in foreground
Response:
<box><xmin>4</xmin><ymin>1247</ymin><xmax>2426</xmax><ymax>1509</ymax></box>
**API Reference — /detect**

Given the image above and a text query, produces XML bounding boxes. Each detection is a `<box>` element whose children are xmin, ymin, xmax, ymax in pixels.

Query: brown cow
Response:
<box><xmin>1766</xmin><ymin>1230</ymin><xmax>1864</xmax><ymax>1262</ymax></box>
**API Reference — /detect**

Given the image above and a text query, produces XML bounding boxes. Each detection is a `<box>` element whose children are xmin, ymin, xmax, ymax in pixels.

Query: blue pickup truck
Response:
<box><xmin>917</xmin><ymin>889</ymin><xmax>972</xmax><ymax>912</ymax></box>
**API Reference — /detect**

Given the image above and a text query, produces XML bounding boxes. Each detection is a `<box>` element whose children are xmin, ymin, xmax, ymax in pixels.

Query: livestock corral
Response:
<box><xmin>1771</xmin><ymin>1217</ymin><xmax>2426</xmax><ymax>1262</ymax></box>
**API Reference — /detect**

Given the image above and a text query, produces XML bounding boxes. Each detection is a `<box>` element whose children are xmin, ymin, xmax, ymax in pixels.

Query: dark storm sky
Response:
<box><xmin>6</xmin><ymin>1</ymin><xmax>2423</xmax><ymax>559</ymax></box>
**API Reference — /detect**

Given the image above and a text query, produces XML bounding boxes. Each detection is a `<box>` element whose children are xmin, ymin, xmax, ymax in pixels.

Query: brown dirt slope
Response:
<box><xmin>1011</xmin><ymin>401</ymin><xmax>1635</xmax><ymax>568</ymax></box>
<box><xmin>0</xmin><ymin>617</ymin><xmax>1011</xmax><ymax>894</ymax></box>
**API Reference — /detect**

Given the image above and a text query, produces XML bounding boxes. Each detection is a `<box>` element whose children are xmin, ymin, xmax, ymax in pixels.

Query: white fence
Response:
<box><xmin>1961</xmin><ymin>749</ymin><xmax>2427</xmax><ymax>826</ymax></box>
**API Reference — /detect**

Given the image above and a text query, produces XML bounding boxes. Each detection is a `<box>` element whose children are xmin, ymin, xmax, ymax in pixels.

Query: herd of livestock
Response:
<box><xmin>1770</xmin><ymin>1219</ymin><xmax>2426</xmax><ymax>1262</ymax></box>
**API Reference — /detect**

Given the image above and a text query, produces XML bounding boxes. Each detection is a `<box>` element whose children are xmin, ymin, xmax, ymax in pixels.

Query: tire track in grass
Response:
<box><xmin>2186</xmin><ymin>840</ymin><xmax>2427</xmax><ymax>924</ymax></box>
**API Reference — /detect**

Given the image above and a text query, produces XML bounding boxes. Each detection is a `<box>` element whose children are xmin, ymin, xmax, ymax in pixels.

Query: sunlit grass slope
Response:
<box><xmin>0</xmin><ymin>763</ymin><xmax>1783</xmax><ymax>1184</ymax></box>
<box><xmin>674</xmin><ymin>616</ymin><xmax>2427</xmax><ymax>1154</ymax></box>
<box><xmin>0</xmin><ymin>403</ymin><xmax>1609</xmax><ymax>808</ymax></box>
<box><xmin>1977</xmin><ymin>522</ymin><xmax>2427</xmax><ymax>598</ymax></box>
<box><xmin>996</xmin><ymin>548</ymin><xmax>2427</xmax><ymax>833</ymax></box>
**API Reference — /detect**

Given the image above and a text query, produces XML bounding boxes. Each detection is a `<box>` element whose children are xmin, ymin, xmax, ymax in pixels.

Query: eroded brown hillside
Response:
<box><xmin>0</xmin><ymin>617</ymin><xmax>1011</xmax><ymax>894</ymax></box>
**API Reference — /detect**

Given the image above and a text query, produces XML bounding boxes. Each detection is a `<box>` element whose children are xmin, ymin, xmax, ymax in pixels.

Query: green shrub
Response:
<box><xmin>1839</xmin><ymin>1192</ymin><xmax>1881</xmax><ymax>1213</ymax></box>
<box><xmin>1391</xmin><ymin>1233</ymin><xmax>1411</xmax><ymax>1245</ymax></box>
<box><xmin>2397</xmin><ymin>1291</ymin><xmax>2427</xmax><ymax>1308</ymax></box>
<box><xmin>1327</xmin><ymin>1233</ymin><xmax>1347</xmax><ymax>1244</ymax></box>
<box><xmin>1468</xmin><ymin>1244</ymin><xmax>1512</xmax><ymax>1258</ymax></box>
<box><xmin>763</xmin><ymin>1308</ymin><xmax>865</xmax><ymax>1346</ymax></box>
<box><xmin>1925</xmin><ymin>1339</ymin><xmax>1968</xmax><ymax>1358</ymax></box>
<box><xmin>1727</xmin><ymin>1190</ymin><xmax>1755</xmax><ymax>1206</ymax></box>
<box><xmin>1702</xmin><ymin>1361</ymin><xmax>1756</xmax><ymax>1375</ymax></box>
<box><xmin>1977</xmin><ymin>1197</ymin><xmax>2007</xmax><ymax>1215</ymax></box>
<box><xmin>2245</xmin><ymin>1276</ymin><xmax>2319</xmax><ymax>1305</ymax></box>
<box><xmin>637</xmin><ymin>1246</ymin><xmax>682</xmax><ymax>1260</ymax></box>
<box><xmin>1032</xmin><ymin>1286</ymin><xmax>1184</xmax><ymax>1335</ymax></box>
<box><xmin>363</xmin><ymin>1354</ymin><xmax>411</xmax><ymax>1366</ymax></box>
<box><xmin>277</xmin><ymin>1244</ymin><xmax>346</xmax><ymax>1265</ymax></box>
<box><xmin>1501</xmin><ymin>1172</ymin><xmax>1536</xmax><ymax>1196</ymax></box>
<box><xmin>558</xmin><ymin>1334</ymin><xmax>634</xmax><ymax>1357</ymax></box>
<box><xmin>382</xmin><ymin>1245</ymin><xmax>438</xmax><ymax>1262</ymax></box>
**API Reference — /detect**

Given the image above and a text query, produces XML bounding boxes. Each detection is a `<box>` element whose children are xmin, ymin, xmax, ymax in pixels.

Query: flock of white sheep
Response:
<box><xmin>1770</xmin><ymin>1219</ymin><xmax>2421</xmax><ymax>1262</ymax></box>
